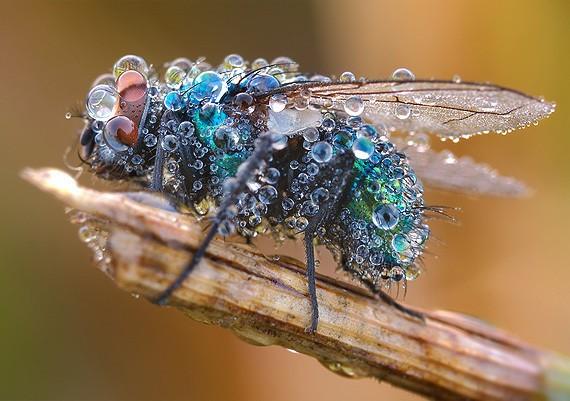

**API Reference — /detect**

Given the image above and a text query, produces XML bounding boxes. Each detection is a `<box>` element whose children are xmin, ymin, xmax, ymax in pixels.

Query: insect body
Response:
<box><xmin>78</xmin><ymin>54</ymin><xmax>555</xmax><ymax>333</ymax></box>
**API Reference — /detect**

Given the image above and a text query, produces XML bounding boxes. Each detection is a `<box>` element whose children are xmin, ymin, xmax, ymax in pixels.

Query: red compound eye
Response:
<box><xmin>104</xmin><ymin>115</ymin><xmax>138</xmax><ymax>151</ymax></box>
<box><xmin>116</xmin><ymin>70</ymin><xmax>147</xmax><ymax>102</ymax></box>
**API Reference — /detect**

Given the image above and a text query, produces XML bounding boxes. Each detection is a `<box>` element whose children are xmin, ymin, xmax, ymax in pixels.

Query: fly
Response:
<box><xmin>75</xmin><ymin>54</ymin><xmax>555</xmax><ymax>333</ymax></box>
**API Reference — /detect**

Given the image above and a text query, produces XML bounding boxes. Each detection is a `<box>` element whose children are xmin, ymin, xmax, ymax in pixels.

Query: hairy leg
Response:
<box><xmin>155</xmin><ymin>133</ymin><xmax>275</xmax><ymax>305</ymax></box>
<box><xmin>304</xmin><ymin>233</ymin><xmax>319</xmax><ymax>334</ymax></box>
<box><xmin>302</xmin><ymin>152</ymin><xmax>355</xmax><ymax>333</ymax></box>
<box><xmin>364</xmin><ymin>281</ymin><xmax>425</xmax><ymax>321</ymax></box>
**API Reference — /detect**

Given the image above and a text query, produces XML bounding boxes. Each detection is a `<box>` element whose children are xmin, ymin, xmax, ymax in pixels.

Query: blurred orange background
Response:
<box><xmin>1</xmin><ymin>1</ymin><xmax>569</xmax><ymax>400</ymax></box>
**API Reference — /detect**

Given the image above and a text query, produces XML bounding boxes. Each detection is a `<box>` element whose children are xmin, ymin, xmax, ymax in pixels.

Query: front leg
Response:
<box><xmin>155</xmin><ymin>133</ymin><xmax>276</xmax><ymax>305</ymax></box>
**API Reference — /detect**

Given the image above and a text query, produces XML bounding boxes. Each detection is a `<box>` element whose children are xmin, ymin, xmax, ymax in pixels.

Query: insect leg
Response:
<box><xmin>155</xmin><ymin>133</ymin><xmax>275</xmax><ymax>305</ymax></box>
<box><xmin>364</xmin><ymin>281</ymin><xmax>424</xmax><ymax>321</ymax></box>
<box><xmin>303</xmin><ymin>152</ymin><xmax>355</xmax><ymax>333</ymax></box>
<box><xmin>149</xmin><ymin>141</ymin><xmax>165</xmax><ymax>192</ymax></box>
<box><xmin>148</xmin><ymin>110</ymin><xmax>173</xmax><ymax>192</ymax></box>
<box><xmin>304</xmin><ymin>233</ymin><xmax>319</xmax><ymax>334</ymax></box>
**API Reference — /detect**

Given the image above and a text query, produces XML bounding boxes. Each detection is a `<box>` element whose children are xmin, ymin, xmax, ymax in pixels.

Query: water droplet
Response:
<box><xmin>239</xmin><ymin>193</ymin><xmax>257</xmax><ymax>210</ymax></box>
<box><xmin>405</xmin><ymin>265</ymin><xmax>421</xmax><ymax>281</ymax></box>
<box><xmin>395</xmin><ymin>104</ymin><xmax>411</xmax><ymax>120</ymax></box>
<box><xmin>390</xmin><ymin>266</ymin><xmax>405</xmax><ymax>281</ymax></box>
<box><xmin>263</xmin><ymin>168</ymin><xmax>281</xmax><ymax>184</ymax></box>
<box><xmin>78</xmin><ymin>224</ymin><xmax>98</xmax><ymax>243</ymax></box>
<box><xmin>391</xmin><ymin>67</ymin><xmax>415</xmax><ymax>81</ymax></box>
<box><xmin>311</xmin><ymin>141</ymin><xmax>333</xmax><ymax>163</ymax></box>
<box><xmin>113</xmin><ymin>54</ymin><xmax>148</xmax><ymax>78</ymax></box>
<box><xmin>258</xmin><ymin>185</ymin><xmax>278</xmax><ymax>204</ymax></box>
<box><xmin>193</xmin><ymin>180</ymin><xmax>203</xmax><ymax>191</ymax></box>
<box><xmin>369</xmin><ymin>249</ymin><xmax>384</xmax><ymax>265</ymax></box>
<box><xmin>306</xmin><ymin>163</ymin><xmax>319</xmax><ymax>176</ymax></box>
<box><xmin>86</xmin><ymin>85</ymin><xmax>117</xmax><ymax>121</ymax></box>
<box><xmin>372</xmin><ymin>204</ymin><xmax>400</xmax><ymax>230</ymax></box>
<box><xmin>302</xmin><ymin>127</ymin><xmax>319</xmax><ymax>143</ymax></box>
<box><xmin>321</xmin><ymin>117</ymin><xmax>336</xmax><ymax>132</ymax></box>
<box><xmin>339</xmin><ymin>71</ymin><xmax>356</xmax><ymax>82</ymax></box>
<box><xmin>248</xmin><ymin>73</ymin><xmax>280</xmax><ymax>94</ymax></box>
<box><xmin>344</xmin><ymin>96</ymin><xmax>364</xmax><ymax>116</ymax></box>
<box><xmin>164</xmin><ymin>91</ymin><xmax>185</xmax><ymax>111</ymax></box>
<box><xmin>144</xmin><ymin>133</ymin><xmax>157</xmax><ymax>147</ymax></box>
<box><xmin>333</xmin><ymin>130</ymin><xmax>353</xmax><ymax>148</ymax></box>
<box><xmin>192</xmin><ymin>71</ymin><xmax>227</xmax><ymax>101</ymax></box>
<box><xmin>282</xmin><ymin>197</ymin><xmax>294</xmax><ymax>210</ymax></box>
<box><xmin>161</xmin><ymin>134</ymin><xmax>179</xmax><ymax>152</ymax></box>
<box><xmin>224</xmin><ymin>53</ymin><xmax>245</xmax><ymax>69</ymax></box>
<box><xmin>177</xmin><ymin>121</ymin><xmax>195</xmax><ymax>137</ymax></box>
<box><xmin>214</xmin><ymin>125</ymin><xmax>240</xmax><ymax>152</ymax></box>
<box><xmin>293</xmin><ymin>96</ymin><xmax>309</xmax><ymax>110</ymax></box>
<box><xmin>269</xmin><ymin>94</ymin><xmax>288</xmax><ymax>112</ymax></box>
<box><xmin>131</xmin><ymin>154</ymin><xmax>143</xmax><ymax>165</ymax></box>
<box><xmin>165</xmin><ymin>65</ymin><xmax>186</xmax><ymax>89</ymax></box>
<box><xmin>321</xmin><ymin>360</ymin><xmax>363</xmax><ymax>379</ymax></box>
<box><xmin>251</xmin><ymin>58</ymin><xmax>269</xmax><ymax>70</ymax></box>
<box><xmin>352</xmin><ymin>136</ymin><xmax>374</xmax><ymax>160</ymax></box>
<box><xmin>296</xmin><ymin>217</ymin><xmax>309</xmax><ymax>231</ymax></box>
<box><xmin>270</xmin><ymin>132</ymin><xmax>288</xmax><ymax>150</ymax></box>
<box><xmin>310</xmin><ymin>187</ymin><xmax>329</xmax><ymax>203</ymax></box>
<box><xmin>234</xmin><ymin>92</ymin><xmax>255</xmax><ymax>113</ymax></box>
<box><xmin>167</xmin><ymin>159</ymin><xmax>179</xmax><ymax>173</ymax></box>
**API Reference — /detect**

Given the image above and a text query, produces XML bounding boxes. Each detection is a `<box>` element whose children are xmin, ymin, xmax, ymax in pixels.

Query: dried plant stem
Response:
<box><xmin>23</xmin><ymin>167</ymin><xmax>570</xmax><ymax>401</ymax></box>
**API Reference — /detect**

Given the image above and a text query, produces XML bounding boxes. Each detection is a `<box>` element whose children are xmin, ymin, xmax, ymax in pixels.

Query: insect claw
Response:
<box><xmin>153</xmin><ymin>291</ymin><xmax>173</xmax><ymax>306</ymax></box>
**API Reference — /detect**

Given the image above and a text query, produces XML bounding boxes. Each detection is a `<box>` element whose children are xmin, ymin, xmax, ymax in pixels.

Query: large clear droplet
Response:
<box><xmin>270</xmin><ymin>133</ymin><xmax>288</xmax><ymax>150</ymax></box>
<box><xmin>161</xmin><ymin>134</ymin><xmax>179</xmax><ymax>152</ymax></box>
<box><xmin>269</xmin><ymin>94</ymin><xmax>287</xmax><ymax>112</ymax></box>
<box><xmin>395</xmin><ymin>104</ymin><xmax>411</xmax><ymax>120</ymax></box>
<box><xmin>224</xmin><ymin>54</ymin><xmax>245</xmax><ymax>69</ymax></box>
<box><xmin>86</xmin><ymin>85</ymin><xmax>117</xmax><ymax>121</ymax></box>
<box><xmin>372</xmin><ymin>204</ymin><xmax>400</xmax><ymax>230</ymax></box>
<box><xmin>302</xmin><ymin>127</ymin><xmax>319</xmax><ymax>143</ymax></box>
<box><xmin>248</xmin><ymin>73</ymin><xmax>280</xmax><ymax>94</ymax></box>
<box><xmin>311</xmin><ymin>141</ymin><xmax>333</xmax><ymax>163</ymax></box>
<box><xmin>192</xmin><ymin>71</ymin><xmax>227</xmax><ymax>101</ymax></box>
<box><xmin>258</xmin><ymin>185</ymin><xmax>278</xmax><ymax>204</ymax></box>
<box><xmin>214</xmin><ymin>125</ymin><xmax>240</xmax><ymax>152</ymax></box>
<box><xmin>165</xmin><ymin>65</ymin><xmax>186</xmax><ymax>89</ymax></box>
<box><xmin>344</xmin><ymin>96</ymin><xmax>364</xmax><ymax>116</ymax></box>
<box><xmin>352</xmin><ymin>136</ymin><xmax>374</xmax><ymax>160</ymax></box>
<box><xmin>113</xmin><ymin>55</ymin><xmax>148</xmax><ymax>78</ymax></box>
<box><xmin>391</xmin><ymin>68</ymin><xmax>415</xmax><ymax>81</ymax></box>
<box><xmin>339</xmin><ymin>71</ymin><xmax>356</xmax><ymax>82</ymax></box>
<box><xmin>164</xmin><ymin>91</ymin><xmax>185</xmax><ymax>111</ymax></box>
<box><xmin>392</xmin><ymin>234</ymin><xmax>410</xmax><ymax>253</ymax></box>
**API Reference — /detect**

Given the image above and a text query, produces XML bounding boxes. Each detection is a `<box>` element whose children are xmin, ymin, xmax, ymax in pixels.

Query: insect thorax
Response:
<box><xmin>81</xmin><ymin>54</ymin><xmax>429</xmax><ymax>289</ymax></box>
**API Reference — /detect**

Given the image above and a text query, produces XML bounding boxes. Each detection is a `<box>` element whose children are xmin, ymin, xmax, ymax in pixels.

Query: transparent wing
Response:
<box><xmin>393</xmin><ymin>139</ymin><xmax>529</xmax><ymax>197</ymax></box>
<box><xmin>266</xmin><ymin>80</ymin><xmax>555</xmax><ymax>139</ymax></box>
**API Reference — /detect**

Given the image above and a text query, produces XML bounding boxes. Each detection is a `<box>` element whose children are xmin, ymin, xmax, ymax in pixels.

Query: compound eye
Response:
<box><xmin>116</xmin><ymin>70</ymin><xmax>147</xmax><ymax>102</ymax></box>
<box><xmin>103</xmin><ymin>115</ymin><xmax>137</xmax><ymax>152</ymax></box>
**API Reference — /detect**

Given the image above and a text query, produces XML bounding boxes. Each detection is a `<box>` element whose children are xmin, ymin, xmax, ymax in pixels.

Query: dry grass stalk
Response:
<box><xmin>23</xmin><ymin>167</ymin><xmax>570</xmax><ymax>401</ymax></box>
